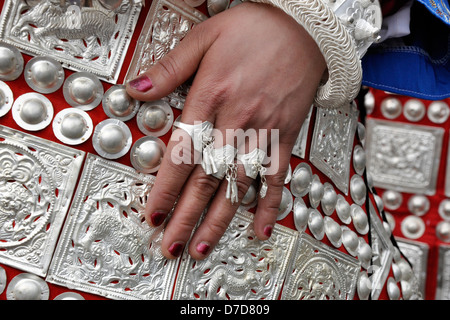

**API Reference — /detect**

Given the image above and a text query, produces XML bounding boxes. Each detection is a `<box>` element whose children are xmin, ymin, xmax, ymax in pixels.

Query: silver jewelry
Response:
<box><xmin>237</xmin><ymin>148</ymin><xmax>268</xmax><ymax>198</ymax></box>
<box><xmin>211</xmin><ymin>144</ymin><xmax>238</xmax><ymax>180</ymax></box>
<box><xmin>247</xmin><ymin>0</ymin><xmax>381</xmax><ymax>109</ymax></box>
<box><xmin>173</xmin><ymin>119</ymin><xmax>214</xmax><ymax>153</ymax></box>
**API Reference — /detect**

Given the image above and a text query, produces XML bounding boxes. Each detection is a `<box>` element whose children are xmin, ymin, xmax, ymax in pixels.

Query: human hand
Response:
<box><xmin>126</xmin><ymin>2</ymin><xmax>326</xmax><ymax>260</ymax></box>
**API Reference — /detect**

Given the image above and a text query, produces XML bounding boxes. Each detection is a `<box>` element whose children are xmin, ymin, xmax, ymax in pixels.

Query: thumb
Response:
<box><xmin>126</xmin><ymin>23</ymin><xmax>214</xmax><ymax>102</ymax></box>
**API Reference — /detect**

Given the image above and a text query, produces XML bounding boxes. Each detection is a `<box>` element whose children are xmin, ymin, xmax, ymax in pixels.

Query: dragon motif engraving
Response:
<box><xmin>47</xmin><ymin>155</ymin><xmax>178</xmax><ymax>300</ymax></box>
<box><xmin>0</xmin><ymin>0</ymin><xmax>142</xmax><ymax>82</ymax></box>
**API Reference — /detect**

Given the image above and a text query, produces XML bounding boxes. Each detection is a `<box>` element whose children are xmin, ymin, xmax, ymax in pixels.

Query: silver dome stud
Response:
<box><xmin>63</xmin><ymin>72</ymin><xmax>104</xmax><ymax>111</ymax></box>
<box><xmin>6</xmin><ymin>273</ymin><xmax>49</xmax><ymax>300</ymax></box>
<box><xmin>12</xmin><ymin>92</ymin><xmax>54</xmax><ymax>131</ymax></box>
<box><xmin>53</xmin><ymin>108</ymin><xmax>93</xmax><ymax>145</ymax></box>
<box><xmin>93</xmin><ymin>119</ymin><xmax>132</xmax><ymax>159</ymax></box>
<box><xmin>290</xmin><ymin>162</ymin><xmax>313</xmax><ymax>197</ymax></box>
<box><xmin>277</xmin><ymin>187</ymin><xmax>293</xmax><ymax>221</ymax></box>
<box><xmin>0</xmin><ymin>81</ymin><xmax>14</xmax><ymax>117</ymax></box>
<box><xmin>24</xmin><ymin>56</ymin><xmax>64</xmax><ymax>94</ymax></box>
<box><xmin>102</xmin><ymin>84</ymin><xmax>140</xmax><ymax>121</ymax></box>
<box><xmin>130</xmin><ymin>136</ymin><xmax>166</xmax><ymax>174</ymax></box>
<box><xmin>0</xmin><ymin>43</ymin><xmax>24</xmax><ymax>81</ymax></box>
<box><xmin>137</xmin><ymin>100</ymin><xmax>174</xmax><ymax>137</ymax></box>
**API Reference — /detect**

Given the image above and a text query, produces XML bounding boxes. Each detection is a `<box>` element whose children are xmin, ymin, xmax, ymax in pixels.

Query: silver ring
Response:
<box><xmin>237</xmin><ymin>148</ymin><xmax>268</xmax><ymax>198</ymax></box>
<box><xmin>210</xmin><ymin>144</ymin><xmax>238</xmax><ymax>179</ymax></box>
<box><xmin>173</xmin><ymin>119</ymin><xmax>214</xmax><ymax>153</ymax></box>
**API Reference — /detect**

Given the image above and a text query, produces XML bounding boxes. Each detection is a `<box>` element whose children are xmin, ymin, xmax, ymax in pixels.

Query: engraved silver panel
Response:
<box><xmin>396</xmin><ymin>238</ymin><xmax>428</xmax><ymax>298</ymax></box>
<box><xmin>173</xmin><ymin>209</ymin><xmax>298</xmax><ymax>300</ymax></box>
<box><xmin>366</xmin><ymin>119</ymin><xmax>444</xmax><ymax>195</ymax></box>
<box><xmin>125</xmin><ymin>0</ymin><xmax>207</xmax><ymax>109</ymax></box>
<box><xmin>291</xmin><ymin>106</ymin><xmax>312</xmax><ymax>159</ymax></box>
<box><xmin>436</xmin><ymin>245</ymin><xmax>450</xmax><ymax>299</ymax></box>
<box><xmin>47</xmin><ymin>154</ymin><xmax>179</xmax><ymax>300</ymax></box>
<box><xmin>368</xmin><ymin>200</ymin><xmax>394</xmax><ymax>300</ymax></box>
<box><xmin>310</xmin><ymin>102</ymin><xmax>359</xmax><ymax>195</ymax></box>
<box><xmin>0</xmin><ymin>0</ymin><xmax>143</xmax><ymax>83</ymax></box>
<box><xmin>0</xmin><ymin>125</ymin><xmax>85</xmax><ymax>277</ymax></box>
<box><xmin>281</xmin><ymin>232</ymin><xmax>360</xmax><ymax>300</ymax></box>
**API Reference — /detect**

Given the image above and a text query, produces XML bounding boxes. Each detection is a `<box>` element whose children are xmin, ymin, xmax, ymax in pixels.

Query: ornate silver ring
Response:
<box><xmin>237</xmin><ymin>148</ymin><xmax>268</xmax><ymax>198</ymax></box>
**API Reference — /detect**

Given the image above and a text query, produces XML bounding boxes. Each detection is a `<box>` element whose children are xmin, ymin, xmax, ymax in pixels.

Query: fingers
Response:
<box><xmin>125</xmin><ymin>22</ymin><xmax>216</xmax><ymax>102</ymax></box>
<box><xmin>185</xmin><ymin>164</ymin><xmax>254</xmax><ymax>260</ymax></box>
<box><xmin>253</xmin><ymin>143</ymin><xmax>293</xmax><ymax>241</ymax></box>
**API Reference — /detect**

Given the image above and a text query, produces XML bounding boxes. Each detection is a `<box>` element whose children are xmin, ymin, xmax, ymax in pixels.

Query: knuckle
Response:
<box><xmin>157</xmin><ymin>54</ymin><xmax>180</xmax><ymax>82</ymax></box>
<box><xmin>205</xmin><ymin>217</ymin><xmax>230</xmax><ymax>237</ymax></box>
<box><xmin>154</xmin><ymin>188</ymin><xmax>179</xmax><ymax>209</ymax></box>
<box><xmin>194</xmin><ymin>175</ymin><xmax>220</xmax><ymax>200</ymax></box>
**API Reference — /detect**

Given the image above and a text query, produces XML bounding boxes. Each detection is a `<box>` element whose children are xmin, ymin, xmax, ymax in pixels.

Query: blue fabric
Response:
<box><xmin>362</xmin><ymin>1</ymin><xmax>450</xmax><ymax>100</ymax></box>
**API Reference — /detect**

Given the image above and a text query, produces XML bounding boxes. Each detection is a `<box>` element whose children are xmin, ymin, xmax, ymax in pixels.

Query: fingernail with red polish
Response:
<box><xmin>168</xmin><ymin>242</ymin><xmax>184</xmax><ymax>257</ymax></box>
<box><xmin>128</xmin><ymin>75</ymin><xmax>153</xmax><ymax>92</ymax></box>
<box><xmin>196</xmin><ymin>242</ymin><xmax>210</xmax><ymax>255</ymax></box>
<box><xmin>264</xmin><ymin>225</ymin><xmax>273</xmax><ymax>238</ymax></box>
<box><xmin>150</xmin><ymin>212</ymin><xmax>165</xmax><ymax>227</ymax></box>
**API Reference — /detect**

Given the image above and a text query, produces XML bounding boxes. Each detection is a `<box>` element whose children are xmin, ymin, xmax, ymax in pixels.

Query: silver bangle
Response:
<box><xmin>247</xmin><ymin>0</ymin><xmax>381</xmax><ymax>109</ymax></box>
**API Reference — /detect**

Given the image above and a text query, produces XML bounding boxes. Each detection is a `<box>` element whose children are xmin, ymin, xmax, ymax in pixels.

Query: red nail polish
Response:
<box><xmin>150</xmin><ymin>212</ymin><xmax>165</xmax><ymax>227</ymax></box>
<box><xmin>128</xmin><ymin>75</ymin><xmax>153</xmax><ymax>92</ymax></box>
<box><xmin>168</xmin><ymin>242</ymin><xmax>183</xmax><ymax>257</ymax></box>
<box><xmin>168</xmin><ymin>242</ymin><xmax>184</xmax><ymax>257</ymax></box>
<box><xmin>264</xmin><ymin>225</ymin><xmax>273</xmax><ymax>238</ymax></box>
<box><xmin>196</xmin><ymin>242</ymin><xmax>210</xmax><ymax>255</ymax></box>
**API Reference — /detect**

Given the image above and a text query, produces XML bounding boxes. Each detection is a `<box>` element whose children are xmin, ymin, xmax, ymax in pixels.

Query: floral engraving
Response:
<box><xmin>310</xmin><ymin>102</ymin><xmax>359</xmax><ymax>194</ymax></box>
<box><xmin>0</xmin><ymin>125</ymin><xmax>84</xmax><ymax>276</ymax></box>
<box><xmin>173</xmin><ymin>210</ymin><xmax>298</xmax><ymax>300</ymax></box>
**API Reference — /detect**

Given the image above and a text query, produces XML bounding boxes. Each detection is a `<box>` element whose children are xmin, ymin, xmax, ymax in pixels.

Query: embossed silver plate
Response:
<box><xmin>12</xmin><ymin>92</ymin><xmax>54</xmax><ymax>131</ymax></box>
<box><xmin>125</xmin><ymin>0</ymin><xmax>207</xmax><ymax>109</ymax></box>
<box><xmin>281</xmin><ymin>232</ymin><xmax>360</xmax><ymax>300</ymax></box>
<box><xmin>102</xmin><ymin>84</ymin><xmax>140</xmax><ymax>121</ymax></box>
<box><xmin>435</xmin><ymin>244</ymin><xmax>450</xmax><ymax>299</ymax></box>
<box><xmin>0</xmin><ymin>125</ymin><xmax>85</xmax><ymax>276</ymax></box>
<box><xmin>367</xmin><ymin>200</ymin><xmax>394</xmax><ymax>300</ymax></box>
<box><xmin>53</xmin><ymin>108</ymin><xmax>93</xmax><ymax>145</ymax></box>
<box><xmin>46</xmin><ymin>154</ymin><xmax>179</xmax><ymax>300</ymax></box>
<box><xmin>92</xmin><ymin>118</ymin><xmax>132</xmax><ymax>159</ymax></box>
<box><xmin>366</xmin><ymin>119</ymin><xmax>443</xmax><ymax>195</ymax></box>
<box><xmin>292</xmin><ymin>106</ymin><xmax>313</xmax><ymax>158</ymax></box>
<box><xmin>0</xmin><ymin>0</ymin><xmax>143</xmax><ymax>83</ymax></box>
<box><xmin>6</xmin><ymin>273</ymin><xmax>49</xmax><ymax>300</ymax></box>
<box><xmin>173</xmin><ymin>209</ymin><xmax>298</xmax><ymax>300</ymax></box>
<box><xmin>137</xmin><ymin>100</ymin><xmax>174</xmax><ymax>137</ymax></box>
<box><xmin>24</xmin><ymin>56</ymin><xmax>65</xmax><ymax>94</ymax></box>
<box><xmin>396</xmin><ymin>238</ymin><xmax>428</xmax><ymax>298</ymax></box>
<box><xmin>0</xmin><ymin>80</ymin><xmax>14</xmax><ymax>117</ymax></box>
<box><xmin>63</xmin><ymin>72</ymin><xmax>104</xmax><ymax>111</ymax></box>
<box><xmin>310</xmin><ymin>102</ymin><xmax>359</xmax><ymax>195</ymax></box>
<box><xmin>0</xmin><ymin>266</ymin><xmax>6</xmax><ymax>295</ymax></box>
<box><xmin>130</xmin><ymin>135</ymin><xmax>166</xmax><ymax>173</ymax></box>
